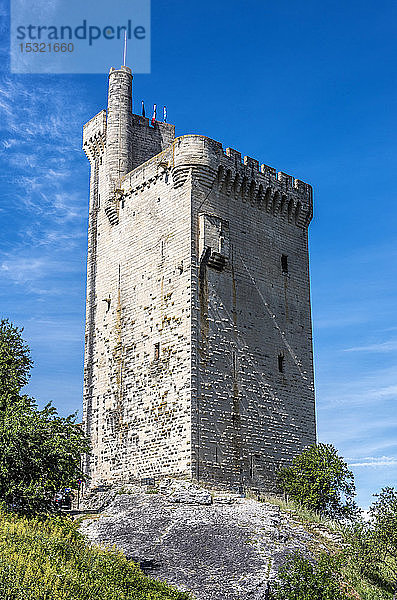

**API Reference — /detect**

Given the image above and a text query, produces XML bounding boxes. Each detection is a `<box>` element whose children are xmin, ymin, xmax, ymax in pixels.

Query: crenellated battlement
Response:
<box><xmin>170</xmin><ymin>136</ymin><xmax>312</xmax><ymax>227</ymax></box>
<box><xmin>223</xmin><ymin>145</ymin><xmax>312</xmax><ymax>200</ymax></box>
<box><xmin>190</xmin><ymin>139</ymin><xmax>312</xmax><ymax>197</ymax></box>
<box><xmin>109</xmin><ymin>135</ymin><xmax>313</xmax><ymax>228</ymax></box>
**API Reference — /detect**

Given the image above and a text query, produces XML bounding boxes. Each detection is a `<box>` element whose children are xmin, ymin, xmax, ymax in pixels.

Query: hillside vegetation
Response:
<box><xmin>0</xmin><ymin>507</ymin><xmax>189</xmax><ymax>600</ymax></box>
<box><xmin>262</xmin><ymin>495</ymin><xmax>392</xmax><ymax>600</ymax></box>
<box><xmin>0</xmin><ymin>491</ymin><xmax>394</xmax><ymax>600</ymax></box>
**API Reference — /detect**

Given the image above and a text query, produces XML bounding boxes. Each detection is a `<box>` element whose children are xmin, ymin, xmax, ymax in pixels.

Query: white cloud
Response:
<box><xmin>1</xmin><ymin>138</ymin><xmax>19</xmax><ymax>150</ymax></box>
<box><xmin>344</xmin><ymin>340</ymin><xmax>397</xmax><ymax>353</ymax></box>
<box><xmin>0</xmin><ymin>253</ymin><xmax>80</xmax><ymax>294</ymax></box>
<box><xmin>348</xmin><ymin>456</ymin><xmax>397</xmax><ymax>468</ymax></box>
<box><xmin>320</xmin><ymin>415</ymin><xmax>397</xmax><ymax>445</ymax></box>
<box><xmin>314</xmin><ymin>313</ymin><xmax>369</xmax><ymax>330</ymax></box>
<box><xmin>0</xmin><ymin>258</ymin><xmax>48</xmax><ymax>284</ymax></box>
<box><xmin>318</xmin><ymin>365</ymin><xmax>397</xmax><ymax>409</ymax></box>
<box><xmin>24</xmin><ymin>317</ymin><xmax>83</xmax><ymax>344</ymax></box>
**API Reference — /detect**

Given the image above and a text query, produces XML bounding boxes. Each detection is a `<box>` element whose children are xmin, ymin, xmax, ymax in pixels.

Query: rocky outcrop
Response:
<box><xmin>157</xmin><ymin>479</ymin><xmax>213</xmax><ymax>505</ymax></box>
<box><xmin>79</xmin><ymin>480</ymin><xmax>323</xmax><ymax>600</ymax></box>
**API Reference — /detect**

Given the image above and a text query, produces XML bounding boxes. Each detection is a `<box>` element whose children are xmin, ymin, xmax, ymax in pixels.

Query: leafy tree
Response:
<box><xmin>277</xmin><ymin>444</ymin><xmax>359</xmax><ymax>520</ymax></box>
<box><xmin>0</xmin><ymin>319</ymin><xmax>89</xmax><ymax>513</ymax></box>
<box><xmin>346</xmin><ymin>487</ymin><xmax>397</xmax><ymax>599</ymax></box>
<box><xmin>269</xmin><ymin>552</ymin><xmax>354</xmax><ymax>600</ymax></box>
<box><xmin>0</xmin><ymin>318</ymin><xmax>33</xmax><ymax>408</ymax></box>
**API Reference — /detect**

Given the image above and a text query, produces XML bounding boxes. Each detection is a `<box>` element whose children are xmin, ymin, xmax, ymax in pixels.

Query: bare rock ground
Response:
<box><xmin>79</xmin><ymin>480</ymin><xmax>317</xmax><ymax>600</ymax></box>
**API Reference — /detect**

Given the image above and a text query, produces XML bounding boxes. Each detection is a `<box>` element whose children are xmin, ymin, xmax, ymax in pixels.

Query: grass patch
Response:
<box><xmin>342</xmin><ymin>565</ymin><xmax>392</xmax><ymax>600</ymax></box>
<box><xmin>258</xmin><ymin>493</ymin><xmax>341</xmax><ymax>530</ymax></box>
<box><xmin>0</xmin><ymin>507</ymin><xmax>190</xmax><ymax>600</ymax></box>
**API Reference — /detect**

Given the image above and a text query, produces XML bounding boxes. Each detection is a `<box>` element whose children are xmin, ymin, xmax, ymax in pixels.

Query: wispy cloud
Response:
<box><xmin>0</xmin><ymin>253</ymin><xmax>81</xmax><ymax>297</ymax></box>
<box><xmin>344</xmin><ymin>340</ymin><xmax>397</xmax><ymax>353</ymax></box>
<box><xmin>314</xmin><ymin>313</ymin><xmax>369</xmax><ymax>330</ymax></box>
<box><xmin>0</xmin><ymin>73</ymin><xmax>89</xmax><ymax>298</ymax></box>
<box><xmin>0</xmin><ymin>257</ymin><xmax>48</xmax><ymax>284</ymax></box>
<box><xmin>348</xmin><ymin>456</ymin><xmax>397</xmax><ymax>468</ymax></box>
<box><xmin>319</xmin><ymin>369</ymin><xmax>397</xmax><ymax>409</ymax></box>
<box><xmin>23</xmin><ymin>317</ymin><xmax>84</xmax><ymax>345</ymax></box>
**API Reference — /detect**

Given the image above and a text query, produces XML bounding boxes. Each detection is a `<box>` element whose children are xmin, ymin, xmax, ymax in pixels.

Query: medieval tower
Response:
<box><xmin>82</xmin><ymin>64</ymin><xmax>316</xmax><ymax>491</ymax></box>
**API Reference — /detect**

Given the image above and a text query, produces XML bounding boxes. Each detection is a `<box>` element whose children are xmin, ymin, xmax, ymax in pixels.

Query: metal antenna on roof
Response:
<box><xmin>123</xmin><ymin>30</ymin><xmax>127</xmax><ymax>66</ymax></box>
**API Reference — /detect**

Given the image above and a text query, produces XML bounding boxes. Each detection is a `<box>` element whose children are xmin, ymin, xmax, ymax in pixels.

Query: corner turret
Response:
<box><xmin>106</xmin><ymin>65</ymin><xmax>133</xmax><ymax>186</ymax></box>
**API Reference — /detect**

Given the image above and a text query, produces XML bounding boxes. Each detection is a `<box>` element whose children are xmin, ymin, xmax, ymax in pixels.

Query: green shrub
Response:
<box><xmin>277</xmin><ymin>444</ymin><xmax>359</xmax><ymax>520</ymax></box>
<box><xmin>0</xmin><ymin>507</ymin><xmax>189</xmax><ymax>599</ymax></box>
<box><xmin>269</xmin><ymin>553</ymin><xmax>354</xmax><ymax>600</ymax></box>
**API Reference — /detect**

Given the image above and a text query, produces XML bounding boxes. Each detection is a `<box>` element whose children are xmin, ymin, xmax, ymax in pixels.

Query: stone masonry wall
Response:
<box><xmin>83</xmin><ymin>142</ymin><xmax>193</xmax><ymax>484</ymax></box>
<box><xmin>170</xmin><ymin>136</ymin><xmax>316</xmax><ymax>492</ymax></box>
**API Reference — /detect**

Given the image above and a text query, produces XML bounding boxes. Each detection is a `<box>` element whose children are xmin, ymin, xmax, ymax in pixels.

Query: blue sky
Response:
<box><xmin>0</xmin><ymin>0</ymin><xmax>396</xmax><ymax>508</ymax></box>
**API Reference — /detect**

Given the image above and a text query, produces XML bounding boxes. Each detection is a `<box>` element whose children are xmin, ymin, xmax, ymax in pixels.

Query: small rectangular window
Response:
<box><xmin>278</xmin><ymin>353</ymin><xmax>285</xmax><ymax>373</ymax></box>
<box><xmin>154</xmin><ymin>342</ymin><xmax>160</xmax><ymax>360</ymax></box>
<box><xmin>281</xmin><ymin>254</ymin><xmax>288</xmax><ymax>274</ymax></box>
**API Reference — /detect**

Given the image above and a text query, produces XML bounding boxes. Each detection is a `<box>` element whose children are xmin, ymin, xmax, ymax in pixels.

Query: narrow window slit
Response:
<box><xmin>278</xmin><ymin>353</ymin><xmax>285</xmax><ymax>373</ymax></box>
<box><xmin>281</xmin><ymin>254</ymin><xmax>288</xmax><ymax>274</ymax></box>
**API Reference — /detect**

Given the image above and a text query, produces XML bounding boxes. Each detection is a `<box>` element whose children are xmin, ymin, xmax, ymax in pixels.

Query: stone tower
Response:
<box><xmin>82</xmin><ymin>64</ymin><xmax>316</xmax><ymax>491</ymax></box>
